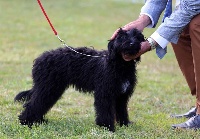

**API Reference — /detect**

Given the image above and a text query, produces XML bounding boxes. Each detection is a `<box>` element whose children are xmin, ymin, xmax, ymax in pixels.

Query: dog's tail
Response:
<box><xmin>14</xmin><ymin>90</ymin><xmax>32</xmax><ymax>102</ymax></box>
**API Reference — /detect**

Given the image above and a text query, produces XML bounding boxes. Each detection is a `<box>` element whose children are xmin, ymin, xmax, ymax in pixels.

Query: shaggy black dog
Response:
<box><xmin>14</xmin><ymin>28</ymin><xmax>144</xmax><ymax>132</ymax></box>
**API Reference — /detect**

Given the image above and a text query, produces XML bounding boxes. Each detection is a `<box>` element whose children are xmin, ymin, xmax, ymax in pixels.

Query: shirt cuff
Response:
<box><xmin>150</xmin><ymin>32</ymin><xmax>169</xmax><ymax>49</ymax></box>
<box><xmin>140</xmin><ymin>13</ymin><xmax>155</xmax><ymax>28</ymax></box>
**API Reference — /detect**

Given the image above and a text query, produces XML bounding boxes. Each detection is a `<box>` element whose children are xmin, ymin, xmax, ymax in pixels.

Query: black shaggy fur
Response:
<box><xmin>14</xmin><ymin>28</ymin><xmax>145</xmax><ymax>131</ymax></box>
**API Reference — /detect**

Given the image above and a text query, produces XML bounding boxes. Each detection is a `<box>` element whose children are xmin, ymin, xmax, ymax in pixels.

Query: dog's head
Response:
<box><xmin>108</xmin><ymin>28</ymin><xmax>145</xmax><ymax>62</ymax></box>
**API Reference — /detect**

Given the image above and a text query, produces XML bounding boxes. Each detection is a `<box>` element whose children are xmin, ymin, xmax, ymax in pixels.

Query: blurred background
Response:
<box><xmin>0</xmin><ymin>0</ymin><xmax>197</xmax><ymax>138</ymax></box>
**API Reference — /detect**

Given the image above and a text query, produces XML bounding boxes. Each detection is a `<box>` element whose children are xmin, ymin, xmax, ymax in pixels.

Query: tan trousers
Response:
<box><xmin>171</xmin><ymin>14</ymin><xmax>200</xmax><ymax>114</ymax></box>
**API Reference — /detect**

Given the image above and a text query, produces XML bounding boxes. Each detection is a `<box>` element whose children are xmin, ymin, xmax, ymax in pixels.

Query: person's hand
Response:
<box><xmin>122</xmin><ymin>41</ymin><xmax>151</xmax><ymax>61</ymax></box>
<box><xmin>110</xmin><ymin>15</ymin><xmax>151</xmax><ymax>40</ymax></box>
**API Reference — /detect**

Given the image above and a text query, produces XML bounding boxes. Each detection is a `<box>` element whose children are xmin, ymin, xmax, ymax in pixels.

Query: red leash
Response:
<box><xmin>37</xmin><ymin>0</ymin><xmax>57</xmax><ymax>36</ymax></box>
<box><xmin>37</xmin><ymin>0</ymin><xmax>64</xmax><ymax>43</ymax></box>
<box><xmin>37</xmin><ymin>0</ymin><xmax>106</xmax><ymax>58</ymax></box>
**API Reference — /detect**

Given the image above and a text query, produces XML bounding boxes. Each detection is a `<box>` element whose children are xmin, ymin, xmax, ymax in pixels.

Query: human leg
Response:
<box><xmin>172</xmin><ymin>14</ymin><xmax>200</xmax><ymax>129</ymax></box>
<box><xmin>171</xmin><ymin>27</ymin><xmax>196</xmax><ymax>96</ymax></box>
<box><xmin>189</xmin><ymin>14</ymin><xmax>200</xmax><ymax>114</ymax></box>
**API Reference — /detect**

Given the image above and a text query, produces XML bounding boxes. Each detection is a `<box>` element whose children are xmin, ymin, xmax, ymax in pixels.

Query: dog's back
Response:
<box><xmin>32</xmin><ymin>47</ymin><xmax>109</xmax><ymax>93</ymax></box>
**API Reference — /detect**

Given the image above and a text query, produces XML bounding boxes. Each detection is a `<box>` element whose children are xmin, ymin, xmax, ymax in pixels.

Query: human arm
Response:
<box><xmin>152</xmin><ymin>0</ymin><xmax>200</xmax><ymax>48</ymax></box>
<box><xmin>110</xmin><ymin>14</ymin><xmax>151</xmax><ymax>40</ymax></box>
<box><xmin>110</xmin><ymin>1</ymin><xmax>167</xmax><ymax>59</ymax></box>
<box><xmin>111</xmin><ymin>0</ymin><xmax>200</xmax><ymax>60</ymax></box>
<box><xmin>122</xmin><ymin>38</ymin><xmax>160</xmax><ymax>60</ymax></box>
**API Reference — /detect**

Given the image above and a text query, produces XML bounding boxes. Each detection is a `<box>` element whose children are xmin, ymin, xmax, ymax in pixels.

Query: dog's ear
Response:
<box><xmin>108</xmin><ymin>39</ymin><xmax>114</xmax><ymax>52</ymax></box>
<box><xmin>108</xmin><ymin>39</ymin><xmax>116</xmax><ymax>59</ymax></box>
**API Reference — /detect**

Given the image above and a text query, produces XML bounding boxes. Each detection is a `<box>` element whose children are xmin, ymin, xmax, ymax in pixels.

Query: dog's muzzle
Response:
<box><xmin>122</xmin><ymin>53</ymin><xmax>133</xmax><ymax>61</ymax></box>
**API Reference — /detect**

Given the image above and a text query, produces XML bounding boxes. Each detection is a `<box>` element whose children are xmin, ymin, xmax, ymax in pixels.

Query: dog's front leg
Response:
<box><xmin>115</xmin><ymin>94</ymin><xmax>131</xmax><ymax>127</ymax></box>
<box><xmin>94</xmin><ymin>94</ymin><xmax>115</xmax><ymax>132</ymax></box>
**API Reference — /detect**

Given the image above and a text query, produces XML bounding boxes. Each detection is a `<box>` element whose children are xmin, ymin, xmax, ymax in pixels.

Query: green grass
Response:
<box><xmin>0</xmin><ymin>0</ymin><xmax>200</xmax><ymax>138</ymax></box>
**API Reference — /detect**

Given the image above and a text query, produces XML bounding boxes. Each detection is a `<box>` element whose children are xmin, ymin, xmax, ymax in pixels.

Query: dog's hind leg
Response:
<box><xmin>18</xmin><ymin>84</ymin><xmax>66</xmax><ymax>127</ymax></box>
<box><xmin>115</xmin><ymin>94</ymin><xmax>130</xmax><ymax>127</ymax></box>
<box><xmin>94</xmin><ymin>93</ymin><xmax>115</xmax><ymax>132</ymax></box>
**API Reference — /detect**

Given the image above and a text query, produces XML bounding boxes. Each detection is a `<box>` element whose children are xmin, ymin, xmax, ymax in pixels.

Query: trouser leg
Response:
<box><xmin>171</xmin><ymin>27</ymin><xmax>196</xmax><ymax>96</ymax></box>
<box><xmin>189</xmin><ymin>14</ymin><xmax>200</xmax><ymax>114</ymax></box>
<box><xmin>171</xmin><ymin>14</ymin><xmax>200</xmax><ymax>114</ymax></box>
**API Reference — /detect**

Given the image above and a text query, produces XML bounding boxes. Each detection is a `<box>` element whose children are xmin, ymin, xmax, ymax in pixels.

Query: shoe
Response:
<box><xmin>170</xmin><ymin>107</ymin><xmax>196</xmax><ymax>118</ymax></box>
<box><xmin>172</xmin><ymin>115</ymin><xmax>200</xmax><ymax>129</ymax></box>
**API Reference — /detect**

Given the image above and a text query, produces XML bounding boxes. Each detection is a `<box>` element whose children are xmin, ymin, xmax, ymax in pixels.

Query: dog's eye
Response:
<box><xmin>130</xmin><ymin>43</ymin><xmax>133</xmax><ymax>46</ymax></box>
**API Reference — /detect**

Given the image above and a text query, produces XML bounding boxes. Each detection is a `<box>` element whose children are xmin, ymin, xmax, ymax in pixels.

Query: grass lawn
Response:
<box><xmin>0</xmin><ymin>0</ymin><xmax>200</xmax><ymax>138</ymax></box>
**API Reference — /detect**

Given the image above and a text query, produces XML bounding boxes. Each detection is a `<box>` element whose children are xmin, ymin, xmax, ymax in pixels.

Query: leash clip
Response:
<box><xmin>56</xmin><ymin>35</ymin><xmax>65</xmax><ymax>43</ymax></box>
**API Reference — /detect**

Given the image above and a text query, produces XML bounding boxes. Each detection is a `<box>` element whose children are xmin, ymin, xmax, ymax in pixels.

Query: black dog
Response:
<box><xmin>14</xmin><ymin>28</ymin><xmax>144</xmax><ymax>131</ymax></box>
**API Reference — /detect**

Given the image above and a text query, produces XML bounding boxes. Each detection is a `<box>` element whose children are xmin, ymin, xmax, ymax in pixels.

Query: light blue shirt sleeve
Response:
<box><xmin>140</xmin><ymin>0</ymin><xmax>200</xmax><ymax>58</ymax></box>
<box><xmin>157</xmin><ymin>0</ymin><xmax>200</xmax><ymax>44</ymax></box>
<box><xmin>140</xmin><ymin>0</ymin><xmax>167</xmax><ymax>28</ymax></box>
